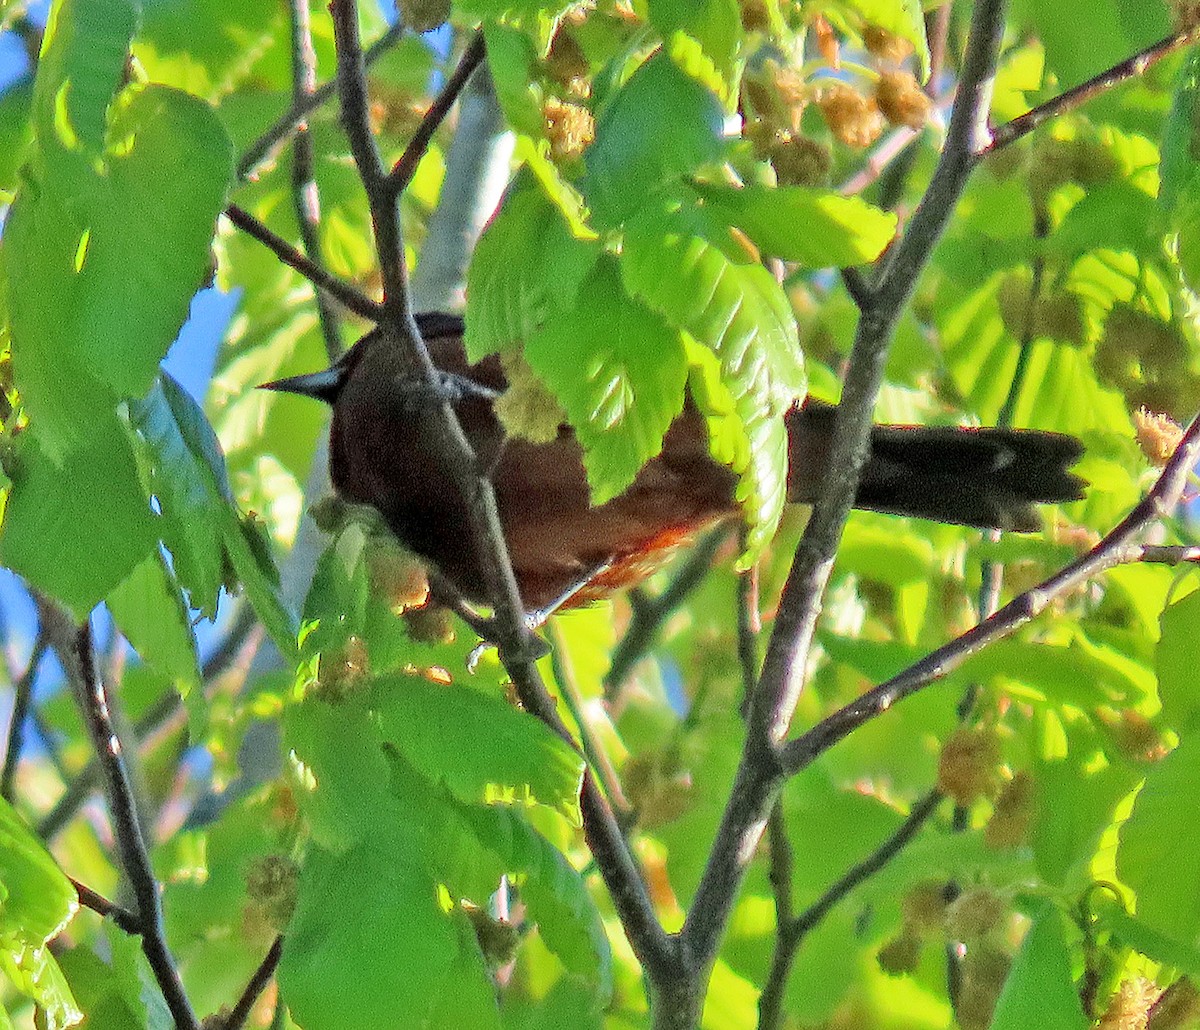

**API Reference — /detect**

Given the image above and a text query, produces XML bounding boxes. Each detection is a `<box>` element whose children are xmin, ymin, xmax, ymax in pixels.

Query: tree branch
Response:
<box><xmin>327</xmin><ymin>0</ymin><xmax>676</xmax><ymax>988</ymax></box>
<box><xmin>386</xmin><ymin>31</ymin><xmax>486</xmax><ymax>198</ymax></box>
<box><xmin>678</xmin><ymin>0</ymin><xmax>1010</xmax><ymax>992</ymax></box>
<box><xmin>39</xmin><ymin>607</ymin><xmax>261</xmax><ymax>842</ymax></box>
<box><xmin>64</xmin><ymin>615</ymin><xmax>199</xmax><ymax>1030</ymax></box>
<box><xmin>223</xmin><ymin>204</ymin><xmax>383</xmax><ymax>322</ymax></box>
<box><xmin>985</xmin><ymin>28</ymin><xmax>1200</xmax><ymax>156</ymax></box>
<box><xmin>782</xmin><ymin>413</ymin><xmax>1200</xmax><ymax>776</ymax></box>
<box><xmin>288</xmin><ymin>0</ymin><xmax>343</xmax><ymax>363</ymax></box>
<box><xmin>1</xmin><ymin>631</ymin><xmax>46</xmax><ymax>801</ymax></box>
<box><xmin>757</xmin><ymin>790</ymin><xmax>944</xmax><ymax>1030</ymax></box>
<box><xmin>225</xmin><ymin>936</ymin><xmax>284</xmax><ymax>1030</ymax></box>
<box><xmin>69</xmin><ymin>877</ymin><xmax>142</xmax><ymax>935</ymax></box>
<box><xmin>237</xmin><ymin>21</ymin><xmax>404</xmax><ymax>182</ymax></box>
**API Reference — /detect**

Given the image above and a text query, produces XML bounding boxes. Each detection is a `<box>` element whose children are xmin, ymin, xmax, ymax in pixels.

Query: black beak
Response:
<box><xmin>259</xmin><ymin>366</ymin><xmax>346</xmax><ymax>405</ymax></box>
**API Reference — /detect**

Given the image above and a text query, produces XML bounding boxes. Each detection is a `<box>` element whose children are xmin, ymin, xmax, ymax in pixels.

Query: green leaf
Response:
<box><xmin>107</xmin><ymin>551</ymin><xmax>202</xmax><ymax>708</ymax></box>
<box><xmin>73</xmin><ymin>85</ymin><xmax>234</xmax><ymax>397</ymax></box>
<box><xmin>279</xmin><ymin>842</ymin><xmax>500</xmax><ymax>1030</ymax></box>
<box><xmin>990</xmin><ymin>908</ymin><xmax>1087</xmax><ymax>1030</ymax></box>
<box><xmin>133</xmin><ymin>0</ymin><xmax>284</xmax><ymax>101</ymax></box>
<box><xmin>1156</xmin><ymin>586</ymin><xmax>1200</xmax><ymax>734</ymax></box>
<box><xmin>0</xmin><ymin>423</ymin><xmax>157</xmax><ymax>618</ymax></box>
<box><xmin>284</xmin><ymin>698</ymin><xmax>395</xmax><ymax>850</ymax></box>
<box><xmin>461</xmin><ymin>803</ymin><xmax>612</xmax><ymax>998</ymax></box>
<box><xmin>621</xmin><ymin>198</ymin><xmax>806</xmax><ymax>557</ymax></box>
<box><xmin>221</xmin><ymin>511</ymin><xmax>298</xmax><ymax>661</ymax></box>
<box><xmin>458</xmin><ymin>0</ymin><xmax>578</xmax><ymax>51</ymax></box>
<box><xmin>371</xmin><ymin>677</ymin><xmax>586</xmax><ymax>826</ymax></box>
<box><xmin>34</xmin><ymin>0</ymin><xmax>137</xmax><ymax>163</ymax></box>
<box><xmin>1031</xmin><ymin>758</ymin><xmax>1141</xmax><ymax>887</ymax></box>
<box><xmin>1095</xmin><ymin>902</ymin><xmax>1200</xmax><ymax>979</ymax></box>
<box><xmin>582</xmin><ymin>49</ymin><xmax>726</xmax><ymax>226</ymax></box>
<box><xmin>0</xmin><ymin>82</ymin><xmax>33</xmax><ymax>194</ymax></box>
<box><xmin>690</xmin><ymin>182</ymin><xmax>897</xmax><ymax>268</ymax></box>
<box><xmin>124</xmin><ymin>373</ymin><xmax>235</xmax><ymax>618</ymax></box>
<box><xmin>1118</xmin><ymin>734</ymin><xmax>1200</xmax><ymax>941</ymax></box>
<box><xmin>57</xmin><ymin>921</ymin><xmax>173</xmax><ymax>1030</ymax></box>
<box><xmin>301</xmin><ymin>524</ymin><xmax>372</xmax><ymax>660</ymax></box>
<box><xmin>647</xmin><ymin>0</ymin><xmax>743</xmax><ymax>96</ymax></box>
<box><xmin>0</xmin><ymin>940</ymin><xmax>82</xmax><ymax>1030</ymax></box>
<box><xmin>466</xmin><ymin>173</ymin><xmax>601</xmax><ymax>362</ymax></box>
<box><xmin>9</xmin><ymin>40</ymin><xmax>233</xmax><ymax>455</ymax></box>
<box><xmin>1010</xmin><ymin>0</ymin><xmax>1169</xmax><ymax>91</ymax></box>
<box><xmin>1162</xmin><ymin>49</ymin><xmax>1200</xmax><ymax>293</ymax></box>
<box><xmin>525</xmin><ymin>257</ymin><xmax>688</xmax><ymax>504</ymax></box>
<box><xmin>0</xmin><ymin>796</ymin><xmax>81</xmax><ymax>1028</ymax></box>
<box><xmin>0</xmin><ymin>797</ymin><xmax>77</xmax><ymax>943</ymax></box>
<box><xmin>482</xmin><ymin>21</ymin><xmax>545</xmax><ymax>138</ymax></box>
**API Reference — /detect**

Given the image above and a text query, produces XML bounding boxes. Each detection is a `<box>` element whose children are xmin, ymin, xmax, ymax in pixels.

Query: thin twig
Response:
<box><xmin>549</xmin><ymin>628</ymin><xmax>631</xmax><ymax>814</ymax></box>
<box><xmin>926</xmin><ymin>3</ymin><xmax>952</xmax><ymax>88</ymax></box>
<box><xmin>1</xmin><ymin>633</ymin><xmax>46</xmax><ymax>801</ymax></box>
<box><xmin>781</xmin><ymin>413</ymin><xmax>1200</xmax><ymax>776</ymax></box>
<box><xmin>678</xmin><ymin>3</ymin><xmax>1011</xmax><ymax>996</ymax></box>
<box><xmin>237</xmin><ymin>22</ymin><xmax>404</xmax><ymax>182</ymax></box>
<box><xmin>386</xmin><ymin>31</ymin><xmax>486</xmax><ymax>198</ymax></box>
<box><xmin>69</xmin><ymin>618</ymin><xmax>199</xmax><ymax>1030</ymax></box>
<box><xmin>69</xmin><ymin>877</ymin><xmax>142</xmax><ymax>935</ymax></box>
<box><xmin>604</xmin><ymin>527</ymin><xmax>729</xmax><ymax>700</ymax></box>
<box><xmin>223</xmin><ymin>204</ymin><xmax>383</xmax><ymax>322</ymax></box>
<box><xmin>840</xmin><ymin>267</ymin><xmax>872</xmax><ymax>309</ymax></box>
<box><xmin>985</xmin><ymin>28</ymin><xmax>1200</xmax><ymax>155</ymax></box>
<box><xmin>288</xmin><ymin>0</ymin><xmax>344</xmax><ymax>364</ymax></box>
<box><xmin>225</xmin><ymin>936</ymin><xmax>284</xmax><ymax>1030</ymax></box>
<box><xmin>327</xmin><ymin>0</ymin><xmax>676</xmax><ymax>990</ymax></box>
<box><xmin>39</xmin><ymin>607</ymin><xmax>261</xmax><ymax>842</ymax></box>
<box><xmin>757</xmin><ymin>790</ymin><xmax>944</xmax><ymax>1029</ymax></box>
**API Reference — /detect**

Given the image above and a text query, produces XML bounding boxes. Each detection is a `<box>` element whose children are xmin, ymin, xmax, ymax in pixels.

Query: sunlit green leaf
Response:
<box><xmin>525</xmin><ymin>257</ymin><xmax>688</xmax><ymax>503</ymax></box>
<box><xmin>583</xmin><ymin>49</ymin><xmax>725</xmax><ymax>226</ymax></box>
<box><xmin>0</xmin><ymin>422</ymin><xmax>157</xmax><ymax>617</ymax></box>
<box><xmin>466</xmin><ymin>173</ymin><xmax>600</xmax><ymax>362</ymax></box>
<box><xmin>621</xmin><ymin>197</ymin><xmax>805</xmax><ymax>557</ymax></box>
<box><xmin>461</xmin><ymin>804</ymin><xmax>612</xmax><ymax>998</ymax></box>
<box><xmin>1157</xmin><ymin>586</ymin><xmax>1200</xmax><ymax>734</ymax></box>
<box><xmin>1118</xmin><ymin>735</ymin><xmax>1200</xmax><ymax>941</ymax></box>
<box><xmin>691</xmin><ymin>181</ymin><xmax>897</xmax><ymax>268</ymax></box>
<box><xmin>372</xmin><ymin>677</ymin><xmax>586</xmax><ymax>825</ymax></box>
<box><xmin>990</xmin><ymin>908</ymin><xmax>1087</xmax><ymax>1030</ymax></box>
<box><xmin>107</xmin><ymin>551</ymin><xmax>202</xmax><ymax>705</ymax></box>
<box><xmin>279</xmin><ymin>842</ymin><xmax>499</xmax><ymax>1030</ymax></box>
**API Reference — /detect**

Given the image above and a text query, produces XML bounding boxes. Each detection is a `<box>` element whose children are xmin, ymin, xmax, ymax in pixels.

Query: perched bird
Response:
<box><xmin>264</xmin><ymin>313</ymin><xmax>1085</xmax><ymax>613</ymax></box>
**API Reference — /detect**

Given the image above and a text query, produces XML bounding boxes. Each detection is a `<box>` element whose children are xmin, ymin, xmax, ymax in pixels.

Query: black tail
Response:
<box><xmin>789</xmin><ymin>405</ymin><xmax>1086</xmax><ymax>532</ymax></box>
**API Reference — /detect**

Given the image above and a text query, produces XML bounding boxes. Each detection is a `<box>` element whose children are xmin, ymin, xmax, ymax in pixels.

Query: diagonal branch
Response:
<box><xmin>386</xmin><ymin>31</ymin><xmax>486</xmax><ymax>198</ymax></box>
<box><xmin>223</xmin><ymin>204</ymin><xmax>383</xmax><ymax>322</ymax></box>
<box><xmin>288</xmin><ymin>0</ymin><xmax>344</xmax><ymax>363</ymax></box>
<box><xmin>758</xmin><ymin>789</ymin><xmax>944</xmax><ymax>1029</ymax></box>
<box><xmin>1</xmin><ymin>631</ymin><xmax>46</xmax><ymax>801</ymax></box>
<box><xmin>986</xmin><ymin>27</ymin><xmax>1200</xmax><ymax>156</ymax></box>
<box><xmin>238</xmin><ymin>21</ymin><xmax>404</xmax><ymax>182</ymax></box>
<box><xmin>225</xmin><ymin>936</ymin><xmax>284</xmax><ymax>1030</ymax></box>
<box><xmin>327</xmin><ymin>0</ymin><xmax>676</xmax><ymax>987</ymax></box>
<box><xmin>41</xmin><ymin>607</ymin><xmax>199</xmax><ymax>1030</ymax></box>
<box><xmin>70</xmin><ymin>877</ymin><xmax>142</xmax><ymax>936</ymax></box>
<box><xmin>781</xmin><ymin>412</ymin><xmax>1200</xmax><ymax>776</ymax></box>
<box><xmin>677</xmin><ymin>0</ymin><xmax>1010</xmax><ymax>1002</ymax></box>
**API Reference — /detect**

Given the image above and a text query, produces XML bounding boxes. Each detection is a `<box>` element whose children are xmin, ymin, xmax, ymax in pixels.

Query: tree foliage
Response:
<box><xmin>0</xmin><ymin>0</ymin><xmax>1198</xmax><ymax>1028</ymax></box>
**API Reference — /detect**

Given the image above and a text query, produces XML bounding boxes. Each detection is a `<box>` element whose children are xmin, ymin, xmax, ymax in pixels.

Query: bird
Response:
<box><xmin>263</xmin><ymin>313</ymin><xmax>1086</xmax><ymax>615</ymax></box>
